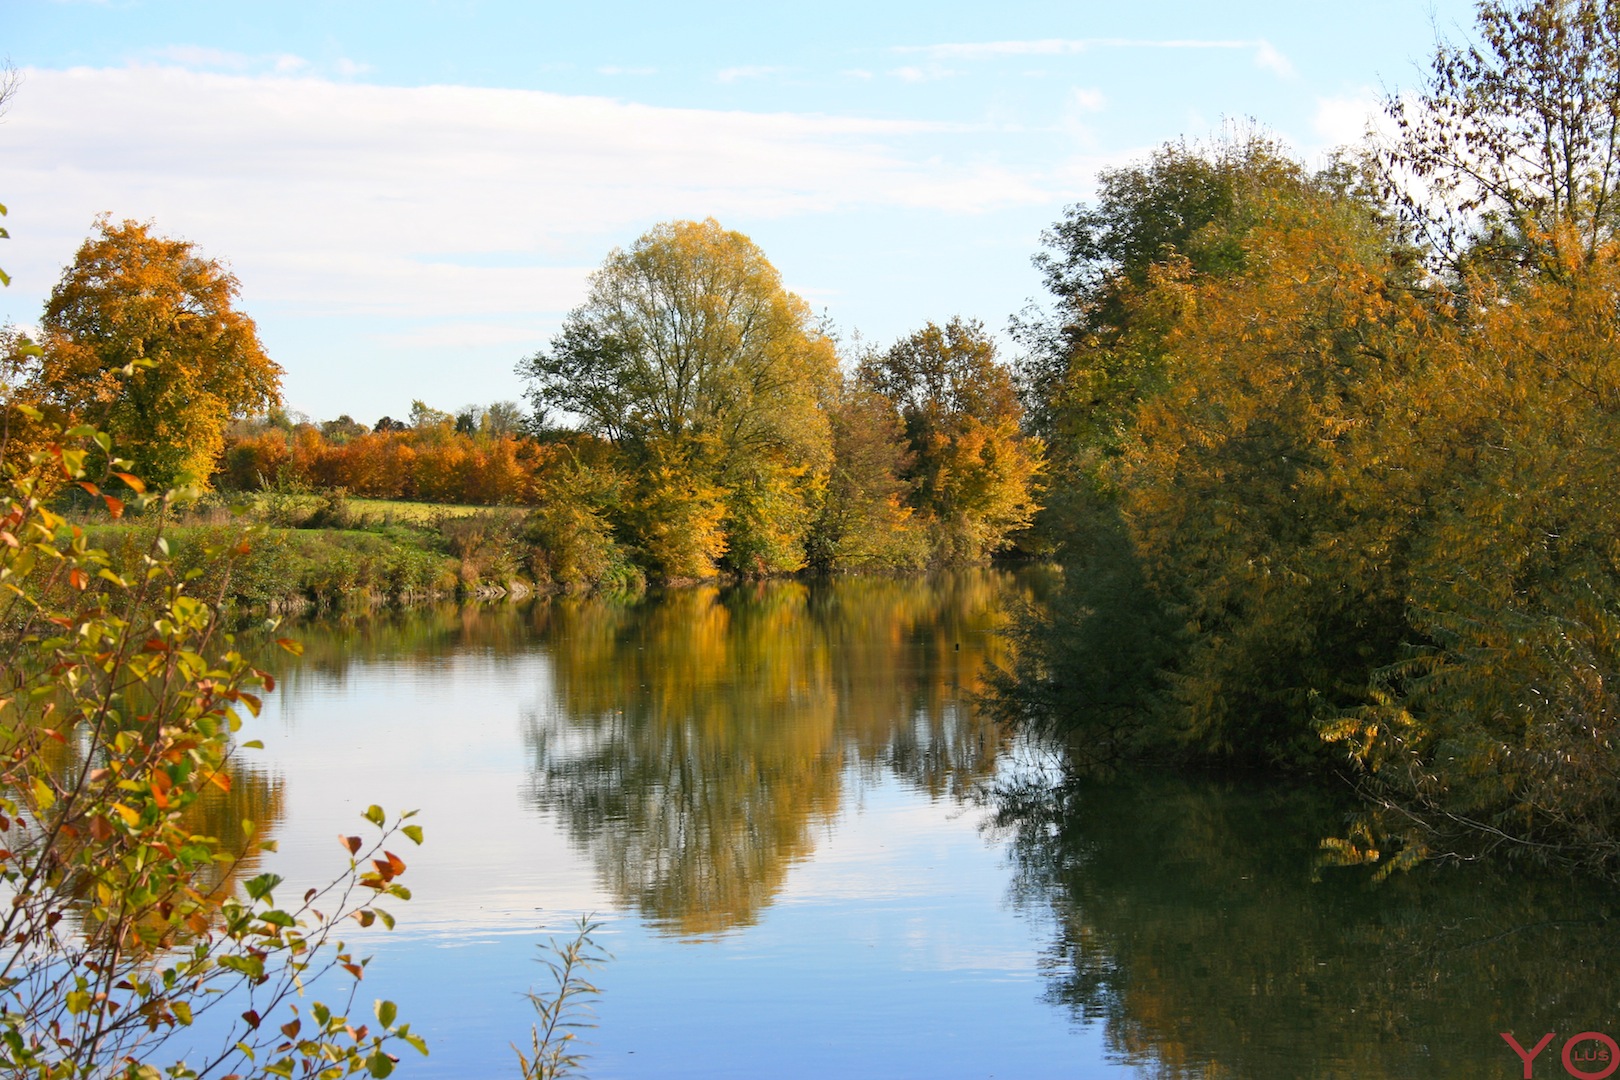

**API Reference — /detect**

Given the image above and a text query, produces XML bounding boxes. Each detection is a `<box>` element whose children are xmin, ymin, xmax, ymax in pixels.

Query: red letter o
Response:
<box><xmin>1564</xmin><ymin>1033</ymin><xmax>1620</xmax><ymax>1080</ymax></box>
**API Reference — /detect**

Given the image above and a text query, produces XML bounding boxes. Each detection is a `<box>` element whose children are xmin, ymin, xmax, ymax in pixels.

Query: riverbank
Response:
<box><xmin>73</xmin><ymin>491</ymin><xmax>645</xmax><ymax>613</ymax></box>
<box><xmin>68</xmin><ymin>490</ymin><xmax>1024</xmax><ymax>613</ymax></box>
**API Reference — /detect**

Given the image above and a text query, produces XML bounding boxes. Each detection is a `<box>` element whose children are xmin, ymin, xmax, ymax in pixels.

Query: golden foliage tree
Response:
<box><xmin>858</xmin><ymin>318</ymin><xmax>1042</xmax><ymax>564</ymax></box>
<box><xmin>1112</xmin><ymin>169</ymin><xmax>1430</xmax><ymax>764</ymax></box>
<box><xmin>521</xmin><ymin>219</ymin><xmax>837</xmax><ymax>578</ymax></box>
<box><xmin>1322</xmin><ymin>238</ymin><xmax>1620</xmax><ymax>868</ymax></box>
<box><xmin>34</xmin><ymin>218</ymin><xmax>281</xmax><ymax>488</ymax></box>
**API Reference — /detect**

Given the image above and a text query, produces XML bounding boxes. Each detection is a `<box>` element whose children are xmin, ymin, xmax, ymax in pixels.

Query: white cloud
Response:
<box><xmin>715</xmin><ymin>65</ymin><xmax>783</xmax><ymax>84</ymax></box>
<box><xmin>888</xmin><ymin>64</ymin><xmax>956</xmax><ymax>83</ymax></box>
<box><xmin>1068</xmin><ymin>87</ymin><xmax>1106</xmax><ymax>114</ymax></box>
<box><xmin>0</xmin><ymin>63</ymin><xmax>1062</xmax><ymax>417</ymax></box>
<box><xmin>1252</xmin><ymin>40</ymin><xmax>1296</xmax><ymax>79</ymax></box>
<box><xmin>144</xmin><ymin>47</ymin><xmax>367</xmax><ymax>79</ymax></box>
<box><xmin>894</xmin><ymin>37</ymin><xmax>1297</xmax><ymax>77</ymax></box>
<box><xmin>1311</xmin><ymin>88</ymin><xmax>1387</xmax><ymax>148</ymax></box>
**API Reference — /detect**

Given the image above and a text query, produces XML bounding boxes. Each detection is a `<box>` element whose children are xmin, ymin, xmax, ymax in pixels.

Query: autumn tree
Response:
<box><xmin>858</xmin><ymin>318</ymin><xmax>1042</xmax><ymax>564</ymax></box>
<box><xmin>994</xmin><ymin>1</ymin><xmax>1620</xmax><ymax>873</ymax></box>
<box><xmin>521</xmin><ymin>219</ymin><xmax>838</xmax><ymax>578</ymax></box>
<box><xmin>32</xmin><ymin>218</ymin><xmax>282</xmax><ymax>488</ymax></box>
<box><xmin>1014</xmin><ymin>135</ymin><xmax>1316</xmax><ymax>544</ymax></box>
<box><xmin>1386</xmin><ymin>0</ymin><xmax>1620</xmax><ymax>276</ymax></box>
<box><xmin>1111</xmin><ymin>170</ymin><xmax>1430</xmax><ymax>765</ymax></box>
<box><xmin>804</xmin><ymin>387</ymin><xmax>926</xmax><ymax>571</ymax></box>
<box><xmin>0</xmin><ymin>414</ymin><xmax>425</xmax><ymax>1074</ymax></box>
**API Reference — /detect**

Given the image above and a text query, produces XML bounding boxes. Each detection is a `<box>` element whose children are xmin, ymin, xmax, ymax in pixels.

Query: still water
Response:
<box><xmin>231</xmin><ymin>571</ymin><xmax>1615</xmax><ymax>1079</ymax></box>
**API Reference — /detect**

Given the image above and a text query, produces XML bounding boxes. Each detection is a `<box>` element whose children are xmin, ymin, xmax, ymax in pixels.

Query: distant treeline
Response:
<box><xmin>5</xmin><ymin>217</ymin><xmax>1042</xmax><ymax>587</ymax></box>
<box><xmin>211</xmin><ymin>287</ymin><xmax>1044</xmax><ymax>586</ymax></box>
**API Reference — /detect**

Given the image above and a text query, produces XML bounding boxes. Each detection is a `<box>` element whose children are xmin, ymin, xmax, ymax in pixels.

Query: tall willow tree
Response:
<box><xmin>522</xmin><ymin>219</ymin><xmax>837</xmax><ymax>578</ymax></box>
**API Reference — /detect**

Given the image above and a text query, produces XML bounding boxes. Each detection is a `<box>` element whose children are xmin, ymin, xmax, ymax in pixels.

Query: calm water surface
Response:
<box><xmin>227</xmin><ymin>571</ymin><xmax>1614</xmax><ymax>1079</ymax></box>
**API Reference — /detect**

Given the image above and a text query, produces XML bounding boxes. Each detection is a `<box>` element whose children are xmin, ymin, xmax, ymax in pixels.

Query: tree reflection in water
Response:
<box><xmin>994</xmin><ymin>775</ymin><xmax>1617</xmax><ymax>1079</ymax></box>
<box><xmin>522</xmin><ymin>572</ymin><xmax>1022</xmax><ymax>936</ymax></box>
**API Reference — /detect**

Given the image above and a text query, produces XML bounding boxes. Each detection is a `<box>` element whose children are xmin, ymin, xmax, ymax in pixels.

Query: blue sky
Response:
<box><xmin>3</xmin><ymin>1</ymin><xmax>1477</xmax><ymax>422</ymax></box>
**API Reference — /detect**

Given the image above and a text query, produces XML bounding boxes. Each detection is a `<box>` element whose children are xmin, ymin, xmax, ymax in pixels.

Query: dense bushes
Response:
<box><xmin>1002</xmin><ymin>0</ymin><xmax>1620</xmax><ymax>875</ymax></box>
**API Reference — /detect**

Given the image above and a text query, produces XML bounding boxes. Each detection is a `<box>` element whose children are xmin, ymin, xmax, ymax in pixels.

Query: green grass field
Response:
<box><xmin>224</xmin><ymin>492</ymin><xmax>526</xmax><ymax>526</ymax></box>
<box><xmin>343</xmin><ymin>498</ymin><xmax>525</xmax><ymax>524</ymax></box>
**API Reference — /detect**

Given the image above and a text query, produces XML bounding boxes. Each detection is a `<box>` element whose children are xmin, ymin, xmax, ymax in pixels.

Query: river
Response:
<box><xmin>226</xmin><ymin>570</ymin><xmax>1615</xmax><ymax>1079</ymax></box>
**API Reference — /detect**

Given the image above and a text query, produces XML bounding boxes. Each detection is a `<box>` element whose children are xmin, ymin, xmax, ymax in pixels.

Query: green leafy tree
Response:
<box><xmin>521</xmin><ymin>219</ymin><xmax>838</xmax><ymax>578</ymax></box>
<box><xmin>32</xmin><ymin>219</ymin><xmax>282</xmax><ymax>489</ymax></box>
<box><xmin>1013</xmin><ymin>135</ymin><xmax>1314</xmax><ymax>541</ymax></box>
<box><xmin>481</xmin><ymin>400</ymin><xmax>528</xmax><ymax>439</ymax></box>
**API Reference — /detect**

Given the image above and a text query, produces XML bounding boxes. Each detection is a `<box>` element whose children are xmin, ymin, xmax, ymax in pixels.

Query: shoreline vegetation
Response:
<box><xmin>991</xmin><ymin>0</ymin><xmax>1620</xmax><ymax>880</ymax></box>
<box><xmin>63</xmin><ymin>488</ymin><xmax>1045</xmax><ymax>617</ymax></box>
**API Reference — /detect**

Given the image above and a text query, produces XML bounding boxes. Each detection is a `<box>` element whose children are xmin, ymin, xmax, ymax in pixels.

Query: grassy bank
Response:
<box><xmin>74</xmin><ymin>491</ymin><xmax>646</xmax><ymax>612</ymax></box>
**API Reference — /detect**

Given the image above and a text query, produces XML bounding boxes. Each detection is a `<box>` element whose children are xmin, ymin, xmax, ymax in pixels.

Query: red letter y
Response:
<box><xmin>1501</xmin><ymin>1033</ymin><xmax>1557</xmax><ymax>1079</ymax></box>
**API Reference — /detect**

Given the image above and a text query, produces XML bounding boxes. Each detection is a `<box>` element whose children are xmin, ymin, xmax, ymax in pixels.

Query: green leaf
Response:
<box><xmin>363</xmin><ymin>805</ymin><xmax>386</xmax><ymax>827</ymax></box>
<box><xmin>365</xmin><ymin>1051</ymin><xmax>395</xmax><ymax>1078</ymax></box>
<box><xmin>243</xmin><ymin>872</ymin><xmax>283</xmax><ymax>902</ymax></box>
<box><xmin>374</xmin><ymin>999</ymin><xmax>397</xmax><ymax>1028</ymax></box>
<box><xmin>401</xmin><ymin>825</ymin><xmax>423</xmax><ymax>845</ymax></box>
